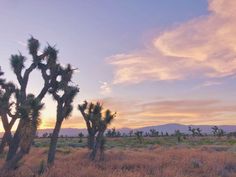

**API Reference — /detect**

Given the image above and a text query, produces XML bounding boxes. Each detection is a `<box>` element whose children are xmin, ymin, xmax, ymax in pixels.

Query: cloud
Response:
<box><xmin>17</xmin><ymin>40</ymin><xmax>27</xmax><ymax>47</ymax></box>
<box><xmin>108</xmin><ymin>0</ymin><xmax>236</xmax><ymax>84</ymax></box>
<box><xmin>99</xmin><ymin>81</ymin><xmax>112</xmax><ymax>95</ymax></box>
<box><xmin>194</xmin><ymin>80</ymin><xmax>222</xmax><ymax>89</ymax></box>
<box><xmin>94</xmin><ymin>97</ymin><xmax>236</xmax><ymax>127</ymax></box>
<box><xmin>108</xmin><ymin>53</ymin><xmax>190</xmax><ymax>84</ymax></box>
<box><xmin>33</xmin><ymin>97</ymin><xmax>236</xmax><ymax>130</ymax></box>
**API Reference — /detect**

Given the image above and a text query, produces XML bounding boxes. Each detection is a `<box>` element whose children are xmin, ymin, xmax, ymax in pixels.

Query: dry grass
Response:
<box><xmin>0</xmin><ymin>146</ymin><xmax>235</xmax><ymax>177</ymax></box>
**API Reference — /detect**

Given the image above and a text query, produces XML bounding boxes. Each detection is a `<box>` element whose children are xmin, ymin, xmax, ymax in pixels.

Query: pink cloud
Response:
<box><xmin>109</xmin><ymin>0</ymin><xmax>236</xmax><ymax>84</ymax></box>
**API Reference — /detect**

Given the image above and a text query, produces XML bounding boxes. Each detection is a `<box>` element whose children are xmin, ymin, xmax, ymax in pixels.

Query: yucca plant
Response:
<box><xmin>47</xmin><ymin>64</ymin><xmax>79</xmax><ymax>165</ymax></box>
<box><xmin>134</xmin><ymin>131</ymin><xmax>143</xmax><ymax>144</ymax></box>
<box><xmin>78</xmin><ymin>101</ymin><xmax>116</xmax><ymax>160</ymax></box>
<box><xmin>2</xmin><ymin>37</ymin><xmax>64</xmax><ymax>171</ymax></box>
<box><xmin>0</xmin><ymin>68</ymin><xmax>18</xmax><ymax>154</ymax></box>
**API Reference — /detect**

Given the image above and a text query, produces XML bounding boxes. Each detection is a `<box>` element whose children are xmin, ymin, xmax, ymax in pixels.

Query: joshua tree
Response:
<box><xmin>211</xmin><ymin>126</ymin><xmax>219</xmax><ymax>136</ymax></box>
<box><xmin>196</xmin><ymin>128</ymin><xmax>202</xmax><ymax>136</ymax></box>
<box><xmin>174</xmin><ymin>130</ymin><xmax>182</xmax><ymax>143</ymax></box>
<box><xmin>47</xmin><ymin>64</ymin><xmax>79</xmax><ymax>165</ymax></box>
<box><xmin>2</xmin><ymin>37</ymin><xmax>64</xmax><ymax>171</ymax></box>
<box><xmin>217</xmin><ymin>129</ymin><xmax>225</xmax><ymax>137</ymax></box>
<box><xmin>78</xmin><ymin>101</ymin><xmax>100</xmax><ymax>149</ymax></box>
<box><xmin>188</xmin><ymin>126</ymin><xmax>202</xmax><ymax>137</ymax></box>
<box><xmin>42</xmin><ymin>132</ymin><xmax>49</xmax><ymax>138</ymax></box>
<box><xmin>149</xmin><ymin>129</ymin><xmax>159</xmax><ymax>137</ymax></box>
<box><xmin>212</xmin><ymin>126</ymin><xmax>224</xmax><ymax>137</ymax></box>
<box><xmin>78</xmin><ymin>101</ymin><xmax>116</xmax><ymax>160</ymax></box>
<box><xmin>78</xmin><ymin>132</ymin><xmax>84</xmax><ymax>143</ymax></box>
<box><xmin>0</xmin><ymin>69</ymin><xmax>18</xmax><ymax>154</ymax></box>
<box><xmin>129</xmin><ymin>130</ymin><xmax>134</xmax><ymax>137</ymax></box>
<box><xmin>188</xmin><ymin>126</ymin><xmax>196</xmax><ymax>136</ymax></box>
<box><xmin>134</xmin><ymin>131</ymin><xmax>143</xmax><ymax>144</ymax></box>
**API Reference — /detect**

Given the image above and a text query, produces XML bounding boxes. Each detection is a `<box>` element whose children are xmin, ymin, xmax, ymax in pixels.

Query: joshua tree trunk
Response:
<box><xmin>0</xmin><ymin>135</ymin><xmax>7</xmax><ymax>154</ymax></box>
<box><xmin>0</xmin><ymin>132</ymin><xmax>12</xmax><ymax>154</ymax></box>
<box><xmin>90</xmin><ymin>131</ymin><xmax>104</xmax><ymax>160</ymax></box>
<box><xmin>6</xmin><ymin>120</ymin><xmax>24</xmax><ymax>161</ymax></box>
<box><xmin>47</xmin><ymin>118</ymin><xmax>63</xmax><ymax>165</ymax></box>
<box><xmin>88</xmin><ymin>133</ymin><xmax>95</xmax><ymax>149</ymax></box>
<box><xmin>2</xmin><ymin>149</ymin><xmax>26</xmax><ymax>172</ymax></box>
<box><xmin>0</xmin><ymin>118</ymin><xmax>17</xmax><ymax>154</ymax></box>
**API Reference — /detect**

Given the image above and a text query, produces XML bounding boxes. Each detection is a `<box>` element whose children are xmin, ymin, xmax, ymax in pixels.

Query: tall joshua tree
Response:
<box><xmin>47</xmin><ymin>64</ymin><xmax>79</xmax><ymax>165</ymax></box>
<box><xmin>3</xmin><ymin>37</ymin><xmax>62</xmax><ymax>171</ymax></box>
<box><xmin>78</xmin><ymin>101</ymin><xmax>115</xmax><ymax>160</ymax></box>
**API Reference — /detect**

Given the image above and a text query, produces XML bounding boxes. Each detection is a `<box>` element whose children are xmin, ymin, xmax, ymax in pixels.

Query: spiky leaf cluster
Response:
<box><xmin>79</xmin><ymin>101</ymin><xmax>116</xmax><ymax>133</ymax></box>
<box><xmin>28</xmin><ymin>37</ymin><xmax>39</xmax><ymax>57</ymax></box>
<box><xmin>49</xmin><ymin>64</ymin><xmax>79</xmax><ymax>120</ymax></box>
<box><xmin>10</xmin><ymin>54</ymin><xmax>26</xmax><ymax>74</ymax></box>
<box><xmin>18</xmin><ymin>94</ymin><xmax>44</xmax><ymax>128</ymax></box>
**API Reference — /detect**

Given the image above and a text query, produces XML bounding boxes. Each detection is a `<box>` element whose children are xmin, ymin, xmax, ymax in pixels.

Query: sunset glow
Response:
<box><xmin>0</xmin><ymin>0</ymin><xmax>235</xmax><ymax>132</ymax></box>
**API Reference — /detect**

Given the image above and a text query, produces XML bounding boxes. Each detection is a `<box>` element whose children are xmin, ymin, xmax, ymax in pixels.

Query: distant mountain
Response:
<box><xmin>33</xmin><ymin>124</ymin><xmax>236</xmax><ymax>137</ymax></box>
<box><xmin>0</xmin><ymin>124</ymin><xmax>235</xmax><ymax>137</ymax></box>
<box><xmin>136</xmin><ymin>124</ymin><xmax>236</xmax><ymax>134</ymax></box>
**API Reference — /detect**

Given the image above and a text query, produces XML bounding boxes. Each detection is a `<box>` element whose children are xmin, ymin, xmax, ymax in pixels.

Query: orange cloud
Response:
<box><xmin>109</xmin><ymin>0</ymin><xmax>236</xmax><ymax>84</ymax></box>
<box><xmin>90</xmin><ymin>97</ymin><xmax>236</xmax><ymax>128</ymax></box>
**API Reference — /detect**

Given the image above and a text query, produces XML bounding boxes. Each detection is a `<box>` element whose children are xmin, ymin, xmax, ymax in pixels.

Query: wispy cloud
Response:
<box><xmin>108</xmin><ymin>0</ymin><xmax>236</xmax><ymax>84</ymax></box>
<box><xmin>17</xmin><ymin>40</ymin><xmax>27</xmax><ymax>47</ymax></box>
<box><xmin>194</xmin><ymin>80</ymin><xmax>222</xmax><ymax>89</ymax></box>
<box><xmin>39</xmin><ymin>97</ymin><xmax>236</xmax><ymax>129</ymax></box>
<box><xmin>91</xmin><ymin>97</ymin><xmax>236</xmax><ymax>127</ymax></box>
<box><xmin>99</xmin><ymin>81</ymin><xmax>112</xmax><ymax>95</ymax></box>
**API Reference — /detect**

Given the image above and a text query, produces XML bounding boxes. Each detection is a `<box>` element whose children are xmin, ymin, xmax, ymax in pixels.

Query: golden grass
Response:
<box><xmin>0</xmin><ymin>146</ymin><xmax>236</xmax><ymax>177</ymax></box>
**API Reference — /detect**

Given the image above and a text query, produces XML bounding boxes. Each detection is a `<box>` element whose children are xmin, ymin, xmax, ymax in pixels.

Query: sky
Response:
<box><xmin>0</xmin><ymin>0</ymin><xmax>235</xmax><ymax>131</ymax></box>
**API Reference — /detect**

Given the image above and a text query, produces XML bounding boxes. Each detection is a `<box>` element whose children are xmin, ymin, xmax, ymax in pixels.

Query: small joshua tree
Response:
<box><xmin>47</xmin><ymin>64</ymin><xmax>79</xmax><ymax>165</ymax></box>
<box><xmin>78</xmin><ymin>101</ymin><xmax>101</xmax><ymax>149</ymax></box>
<box><xmin>78</xmin><ymin>101</ymin><xmax>116</xmax><ymax>160</ymax></box>
<box><xmin>78</xmin><ymin>132</ymin><xmax>84</xmax><ymax>143</ymax></box>
<box><xmin>129</xmin><ymin>130</ymin><xmax>134</xmax><ymax>137</ymax></box>
<box><xmin>196</xmin><ymin>128</ymin><xmax>202</xmax><ymax>136</ymax></box>
<box><xmin>212</xmin><ymin>126</ymin><xmax>224</xmax><ymax>137</ymax></box>
<box><xmin>217</xmin><ymin>129</ymin><xmax>224</xmax><ymax>137</ymax></box>
<box><xmin>174</xmin><ymin>130</ymin><xmax>182</xmax><ymax>143</ymax></box>
<box><xmin>135</xmin><ymin>131</ymin><xmax>143</xmax><ymax>144</ymax></box>
<box><xmin>188</xmin><ymin>126</ymin><xmax>196</xmax><ymax>136</ymax></box>
<box><xmin>188</xmin><ymin>126</ymin><xmax>202</xmax><ymax>137</ymax></box>
<box><xmin>149</xmin><ymin>129</ymin><xmax>159</xmax><ymax>137</ymax></box>
<box><xmin>212</xmin><ymin>126</ymin><xmax>218</xmax><ymax>136</ymax></box>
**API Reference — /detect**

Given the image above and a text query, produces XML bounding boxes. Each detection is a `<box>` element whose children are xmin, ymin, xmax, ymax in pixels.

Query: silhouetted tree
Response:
<box><xmin>212</xmin><ymin>126</ymin><xmax>224</xmax><ymax>137</ymax></box>
<box><xmin>78</xmin><ymin>132</ymin><xmax>84</xmax><ymax>143</ymax></box>
<box><xmin>174</xmin><ymin>130</ymin><xmax>182</xmax><ymax>143</ymax></box>
<box><xmin>188</xmin><ymin>126</ymin><xmax>196</xmax><ymax>136</ymax></box>
<box><xmin>217</xmin><ymin>129</ymin><xmax>224</xmax><ymax>137</ymax></box>
<box><xmin>135</xmin><ymin>131</ymin><xmax>143</xmax><ymax>144</ymax></box>
<box><xmin>0</xmin><ymin>69</ymin><xmax>18</xmax><ymax>154</ymax></box>
<box><xmin>2</xmin><ymin>37</ymin><xmax>64</xmax><ymax>171</ymax></box>
<box><xmin>47</xmin><ymin>64</ymin><xmax>79</xmax><ymax>165</ymax></box>
<box><xmin>129</xmin><ymin>130</ymin><xmax>134</xmax><ymax>137</ymax></box>
<box><xmin>188</xmin><ymin>126</ymin><xmax>202</xmax><ymax>137</ymax></box>
<box><xmin>196</xmin><ymin>128</ymin><xmax>202</xmax><ymax>136</ymax></box>
<box><xmin>42</xmin><ymin>132</ymin><xmax>49</xmax><ymax>138</ymax></box>
<box><xmin>149</xmin><ymin>129</ymin><xmax>159</xmax><ymax>137</ymax></box>
<box><xmin>78</xmin><ymin>101</ymin><xmax>115</xmax><ymax>160</ymax></box>
<box><xmin>212</xmin><ymin>126</ymin><xmax>219</xmax><ymax>136</ymax></box>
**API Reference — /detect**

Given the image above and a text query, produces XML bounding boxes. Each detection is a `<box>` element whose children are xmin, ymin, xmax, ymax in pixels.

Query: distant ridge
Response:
<box><xmin>0</xmin><ymin>124</ymin><xmax>235</xmax><ymax>137</ymax></box>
